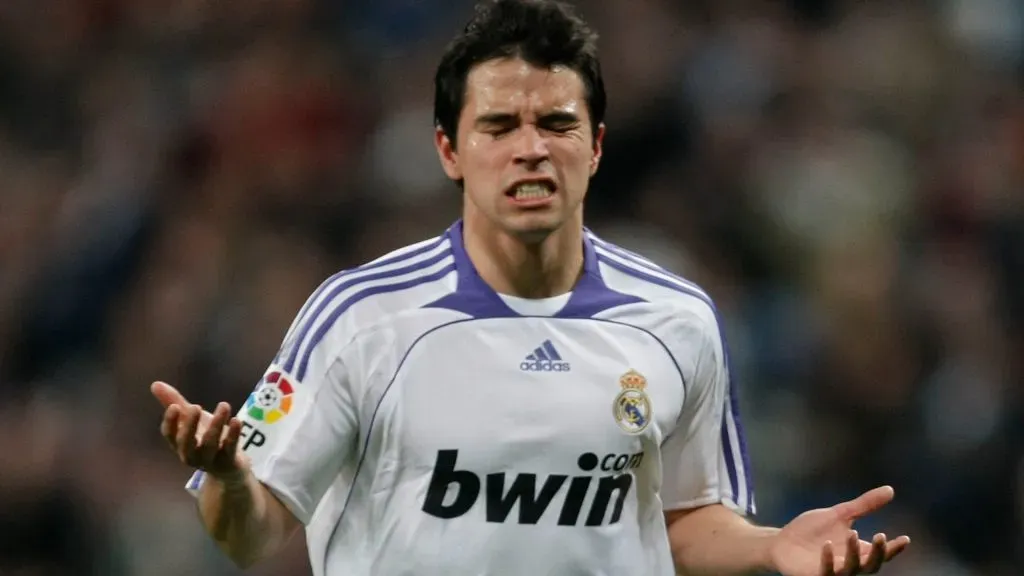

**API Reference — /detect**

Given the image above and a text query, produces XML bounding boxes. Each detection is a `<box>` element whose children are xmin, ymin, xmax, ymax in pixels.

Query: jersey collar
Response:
<box><xmin>431</xmin><ymin>220</ymin><xmax>642</xmax><ymax>318</ymax></box>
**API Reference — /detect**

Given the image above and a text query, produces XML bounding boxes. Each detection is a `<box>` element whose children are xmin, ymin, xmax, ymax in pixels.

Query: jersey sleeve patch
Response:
<box><xmin>182</xmin><ymin>366</ymin><xmax>311</xmax><ymax>496</ymax></box>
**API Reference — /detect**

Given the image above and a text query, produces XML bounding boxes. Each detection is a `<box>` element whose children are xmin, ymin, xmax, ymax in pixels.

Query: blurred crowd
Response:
<box><xmin>0</xmin><ymin>0</ymin><xmax>1021</xmax><ymax>574</ymax></box>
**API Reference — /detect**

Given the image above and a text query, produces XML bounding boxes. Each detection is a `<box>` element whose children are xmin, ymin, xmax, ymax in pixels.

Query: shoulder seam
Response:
<box><xmin>281</xmin><ymin>234</ymin><xmax>449</xmax><ymax>351</ymax></box>
<box><xmin>292</xmin><ymin>257</ymin><xmax>456</xmax><ymax>381</ymax></box>
<box><xmin>588</xmin><ymin>235</ymin><xmax>715</xmax><ymax>314</ymax></box>
<box><xmin>280</xmin><ymin>237</ymin><xmax>454</xmax><ymax>379</ymax></box>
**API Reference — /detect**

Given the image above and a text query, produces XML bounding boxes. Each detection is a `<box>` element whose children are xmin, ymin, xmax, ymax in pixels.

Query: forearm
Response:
<box><xmin>668</xmin><ymin>504</ymin><xmax>778</xmax><ymax>576</ymax></box>
<box><xmin>198</xmin><ymin>469</ymin><xmax>296</xmax><ymax>568</ymax></box>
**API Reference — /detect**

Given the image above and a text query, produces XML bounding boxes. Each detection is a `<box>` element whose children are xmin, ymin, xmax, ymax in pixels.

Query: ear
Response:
<box><xmin>590</xmin><ymin>123</ymin><xmax>606</xmax><ymax>177</ymax></box>
<box><xmin>435</xmin><ymin>126</ymin><xmax>463</xmax><ymax>181</ymax></box>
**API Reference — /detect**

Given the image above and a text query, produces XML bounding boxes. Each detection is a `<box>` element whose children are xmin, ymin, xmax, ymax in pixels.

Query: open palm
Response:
<box><xmin>152</xmin><ymin>381</ymin><xmax>248</xmax><ymax>477</ymax></box>
<box><xmin>770</xmin><ymin>487</ymin><xmax>911</xmax><ymax>576</ymax></box>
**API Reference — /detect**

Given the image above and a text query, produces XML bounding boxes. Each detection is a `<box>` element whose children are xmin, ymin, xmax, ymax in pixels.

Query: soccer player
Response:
<box><xmin>152</xmin><ymin>0</ymin><xmax>911</xmax><ymax>574</ymax></box>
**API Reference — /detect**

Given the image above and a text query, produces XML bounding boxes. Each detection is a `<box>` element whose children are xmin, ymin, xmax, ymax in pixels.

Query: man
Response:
<box><xmin>153</xmin><ymin>1</ymin><xmax>911</xmax><ymax>574</ymax></box>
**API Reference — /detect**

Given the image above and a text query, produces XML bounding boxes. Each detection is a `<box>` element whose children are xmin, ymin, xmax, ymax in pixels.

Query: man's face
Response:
<box><xmin>436</xmin><ymin>57</ymin><xmax>604</xmax><ymax>241</ymax></box>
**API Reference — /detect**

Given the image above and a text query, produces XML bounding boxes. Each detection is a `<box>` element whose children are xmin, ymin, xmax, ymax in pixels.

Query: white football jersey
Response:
<box><xmin>186</xmin><ymin>220</ymin><xmax>755</xmax><ymax>576</ymax></box>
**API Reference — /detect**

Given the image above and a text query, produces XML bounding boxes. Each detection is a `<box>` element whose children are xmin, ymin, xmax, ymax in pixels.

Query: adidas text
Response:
<box><xmin>520</xmin><ymin>360</ymin><xmax>571</xmax><ymax>372</ymax></box>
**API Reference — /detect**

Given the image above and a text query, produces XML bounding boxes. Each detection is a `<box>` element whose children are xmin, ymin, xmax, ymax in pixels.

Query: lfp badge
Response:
<box><xmin>246</xmin><ymin>371</ymin><xmax>295</xmax><ymax>424</ymax></box>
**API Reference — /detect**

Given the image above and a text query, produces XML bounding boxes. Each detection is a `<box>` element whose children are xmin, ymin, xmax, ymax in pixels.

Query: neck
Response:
<box><xmin>462</xmin><ymin>216</ymin><xmax>585</xmax><ymax>299</ymax></box>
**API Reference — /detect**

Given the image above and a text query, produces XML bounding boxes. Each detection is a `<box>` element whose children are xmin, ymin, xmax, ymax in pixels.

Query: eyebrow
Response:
<box><xmin>473</xmin><ymin>111</ymin><xmax>581</xmax><ymax>128</ymax></box>
<box><xmin>537</xmin><ymin>111</ymin><xmax>580</xmax><ymax>125</ymax></box>
<box><xmin>474</xmin><ymin>113</ymin><xmax>519</xmax><ymax>128</ymax></box>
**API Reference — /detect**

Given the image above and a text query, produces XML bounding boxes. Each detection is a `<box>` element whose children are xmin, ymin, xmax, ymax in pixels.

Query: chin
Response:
<box><xmin>500</xmin><ymin>212</ymin><xmax>566</xmax><ymax>243</ymax></box>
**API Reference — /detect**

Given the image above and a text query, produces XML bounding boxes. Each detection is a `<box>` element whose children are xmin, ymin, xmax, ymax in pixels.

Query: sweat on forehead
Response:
<box><xmin>463</xmin><ymin>58</ymin><xmax>586</xmax><ymax>114</ymax></box>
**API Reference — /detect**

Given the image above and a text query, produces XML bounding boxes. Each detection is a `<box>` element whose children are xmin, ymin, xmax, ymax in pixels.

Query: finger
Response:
<box><xmin>151</xmin><ymin>381</ymin><xmax>189</xmax><ymax>409</ymax></box>
<box><xmin>201</xmin><ymin>403</ymin><xmax>230</xmax><ymax>443</ymax></box>
<box><xmin>160</xmin><ymin>404</ymin><xmax>181</xmax><ymax>448</ymax></box>
<box><xmin>197</xmin><ymin>403</ymin><xmax>230</xmax><ymax>462</ymax></box>
<box><xmin>841</xmin><ymin>531</ymin><xmax>861</xmax><ymax>574</ymax></box>
<box><xmin>860</xmin><ymin>533</ymin><xmax>888</xmax><ymax>573</ymax></box>
<box><xmin>216</xmin><ymin>417</ymin><xmax>244</xmax><ymax>469</ymax></box>
<box><xmin>884</xmin><ymin>536</ymin><xmax>911</xmax><ymax>561</ymax></box>
<box><xmin>833</xmin><ymin>486</ymin><xmax>895</xmax><ymax>521</ymax></box>
<box><xmin>176</xmin><ymin>404</ymin><xmax>202</xmax><ymax>464</ymax></box>
<box><xmin>220</xmin><ymin>417</ymin><xmax>235</xmax><ymax>444</ymax></box>
<box><xmin>857</xmin><ymin>539</ymin><xmax>873</xmax><ymax>558</ymax></box>
<box><xmin>221</xmin><ymin>417</ymin><xmax>242</xmax><ymax>452</ymax></box>
<box><xmin>198</xmin><ymin>405</ymin><xmax>215</xmax><ymax>430</ymax></box>
<box><xmin>820</xmin><ymin>541</ymin><xmax>837</xmax><ymax>576</ymax></box>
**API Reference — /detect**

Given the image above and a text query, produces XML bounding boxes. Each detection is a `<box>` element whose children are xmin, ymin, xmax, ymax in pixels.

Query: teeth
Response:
<box><xmin>513</xmin><ymin>183</ymin><xmax>552</xmax><ymax>200</ymax></box>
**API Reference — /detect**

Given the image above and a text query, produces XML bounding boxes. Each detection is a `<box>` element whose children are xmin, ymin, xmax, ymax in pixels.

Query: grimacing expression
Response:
<box><xmin>436</xmin><ymin>57</ymin><xmax>604</xmax><ymax>240</ymax></box>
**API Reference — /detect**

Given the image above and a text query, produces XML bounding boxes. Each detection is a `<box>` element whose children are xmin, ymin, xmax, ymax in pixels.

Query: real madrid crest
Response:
<box><xmin>613</xmin><ymin>369</ymin><xmax>652</xmax><ymax>434</ymax></box>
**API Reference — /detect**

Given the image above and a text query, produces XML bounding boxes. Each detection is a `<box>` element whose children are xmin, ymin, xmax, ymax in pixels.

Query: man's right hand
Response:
<box><xmin>152</xmin><ymin>381</ymin><xmax>299</xmax><ymax>568</ymax></box>
<box><xmin>152</xmin><ymin>381</ymin><xmax>247</xmax><ymax>478</ymax></box>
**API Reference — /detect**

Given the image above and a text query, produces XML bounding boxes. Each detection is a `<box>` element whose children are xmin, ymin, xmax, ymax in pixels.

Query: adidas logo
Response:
<box><xmin>520</xmin><ymin>340</ymin><xmax>571</xmax><ymax>372</ymax></box>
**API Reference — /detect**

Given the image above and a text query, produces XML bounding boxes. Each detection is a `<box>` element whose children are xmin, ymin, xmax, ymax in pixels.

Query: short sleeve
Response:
<box><xmin>185</xmin><ymin>291</ymin><xmax>360</xmax><ymax>525</ymax></box>
<box><xmin>660</xmin><ymin>312</ymin><xmax>755</xmax><ymax>516</ymax></box>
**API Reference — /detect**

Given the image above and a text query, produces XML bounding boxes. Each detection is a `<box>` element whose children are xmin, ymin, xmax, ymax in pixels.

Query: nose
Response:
<box><xmin>512</xmin><ymin>124</ymin><xmax>549</xmax><ymax>166</ymax></box>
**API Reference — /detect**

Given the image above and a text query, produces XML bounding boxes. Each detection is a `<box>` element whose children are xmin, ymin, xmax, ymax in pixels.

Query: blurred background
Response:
<box><xmin>0</xmin><ymin>0</ymin><xmax>1021</xmax><ymax>574</ymax></box>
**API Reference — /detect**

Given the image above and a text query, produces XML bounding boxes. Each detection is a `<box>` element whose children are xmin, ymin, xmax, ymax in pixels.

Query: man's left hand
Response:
<box><xmin>768</xmin><ymin>486</ymin><xmax>911</xmax><ymax>575</ymax></box>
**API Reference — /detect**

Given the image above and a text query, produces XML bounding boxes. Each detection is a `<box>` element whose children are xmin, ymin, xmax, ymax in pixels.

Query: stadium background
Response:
<box><xmin>0</xmin><ymin>0</ymin><xmax>1022</xmax><ymax>574</ymax></box>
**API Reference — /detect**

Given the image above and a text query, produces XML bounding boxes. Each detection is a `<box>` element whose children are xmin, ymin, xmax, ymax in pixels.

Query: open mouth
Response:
<box><xmin>505</xmin><ymin>179</ymin><xmax>556</xmax><ymax>202</ymax></box>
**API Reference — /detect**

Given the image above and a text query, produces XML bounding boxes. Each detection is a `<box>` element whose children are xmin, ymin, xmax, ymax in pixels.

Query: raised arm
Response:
<box><xmin>666</xmin><ymin>487</ymin><xmax>910</xmax><ymax>576</ymax></box>
<box><xmin>660</xmin><ymin>307</ymin><xmax>908</xmax><ymax>575</ymax></box>
<box><xmin>153</xmin><ymin>382</ymin><xmax>301</xmax><ymax>568</ymax></box>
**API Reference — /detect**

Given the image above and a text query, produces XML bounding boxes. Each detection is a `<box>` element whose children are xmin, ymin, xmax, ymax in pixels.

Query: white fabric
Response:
<box><xmin>184</xmin><ymin>228</ymin><xmax>753</xmax><ymax>576</ymax></box>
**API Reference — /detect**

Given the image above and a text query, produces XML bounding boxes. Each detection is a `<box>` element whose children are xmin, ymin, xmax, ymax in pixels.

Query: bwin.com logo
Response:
<box><xmin>520</xmin><ymin>340</ymin><xmax>571</xmax><ymax>372</ymax></box>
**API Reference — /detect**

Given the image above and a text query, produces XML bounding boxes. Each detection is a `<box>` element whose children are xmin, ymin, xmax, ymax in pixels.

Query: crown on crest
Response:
<box><xmin>619</xmin><ymin>369</ymin><xmax>647</xmax><ymax>391</ymax></box>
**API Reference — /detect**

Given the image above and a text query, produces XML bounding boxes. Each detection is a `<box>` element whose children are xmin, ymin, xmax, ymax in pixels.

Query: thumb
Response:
<box><xmin>834</xmin><ymin>485</ymin><xmax>895</xmax><ymax>521</ymax></box>
<box><xmin>151</xmin><ymin>381</ymin><xmax>189</xmax><ymax>409</ymax></box>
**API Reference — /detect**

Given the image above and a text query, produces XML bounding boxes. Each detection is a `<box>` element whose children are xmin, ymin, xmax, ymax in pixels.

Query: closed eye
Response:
<box><xmin>543</xmin><ymin>123</ymin><xmax>576</xmax><ymax>133</ymax></box>
<box><xmin>539</xmin><ymin>112</ymin><xmax>581</xmax><ymax>133</ymax></box>
<box><xmin>475</xmin><ymin>113</ymin><xmax>518</xmax><ymax>136</ymax></box>
<box><xmin>474</xmin><ymin>111</ymin><xmax>581</xmax><ymax>136</ymax></box>
<box><xmin>487</xmin><ymin>125</ymin><xmax>516</xmax><ymax>137</ymax></box>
